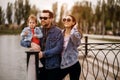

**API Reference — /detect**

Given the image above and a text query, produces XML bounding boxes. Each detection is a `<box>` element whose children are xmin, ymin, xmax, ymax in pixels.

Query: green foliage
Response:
<box><xmin>6</xmin><ymin>2</ymin><xmax>13</xmax><ymax>24</ymax></box>
<box><xmin>23</xmin><ymin>0</ymin><xmax>31</xmax><ymax>24</ymax></box>
<box><xmin>14</xmin><ymin>0</ymin><xmax>24</xmax><ymax>25</ymax></box>
<box><xmin>30</xmin><ymin>5</ymin><xmax>38</xmax><ymax>15</ymax></box>
<box><xmin>69</xmin><ymin>0</ymin><xmax>120</xmax><ymax>35</ymax></box>
<box><xmin>0</xmin><ymin>0</ymin><xmax>40</xmax><ymax>34</ymax></box>
<box><xmin>0</xmin><ymin>6</ymin><xmax>5</xmax><ymax>24</ymax></box>
<box><xmin>0</xmin><ymin>24</ymin><xmax>22</xmax><ymax>35</ymax></box>
<box><xmin>71</xmin><ymin>1</ymin><xmax>93</xmax><ymax>33</ymax></box>
<box><xmin>105</xmin><ymin>20</ymin><xmax>112</xmax><ymax>30</ymax></box>
<box><xmin>0</xmin><ymin>0</ymin><xmax>120</xmax><ymax>35</ymax></box>
<box><xmin>0</xmin><ymin>29</ymin><xmax>21</xmax><ymax>35</ymax></box>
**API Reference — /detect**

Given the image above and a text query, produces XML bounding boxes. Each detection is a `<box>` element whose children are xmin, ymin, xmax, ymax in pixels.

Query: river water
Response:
<box><xmin>0</xmin><ymin>35</ymin><xmax>29</xmax><ymax>80</ymax></box>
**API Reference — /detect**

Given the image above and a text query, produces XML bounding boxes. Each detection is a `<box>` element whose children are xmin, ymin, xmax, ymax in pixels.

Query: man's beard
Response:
<box><xmin>43</xmin><ymin>23</ymin><xmax>50</xmax><ymax>28</ymax></box>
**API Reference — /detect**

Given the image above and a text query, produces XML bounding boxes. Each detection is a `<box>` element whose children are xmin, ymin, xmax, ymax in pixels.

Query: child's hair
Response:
<box><xmin>27</xmin><ymin>14</ymin><xmax>37</xmax><ymax>24</ymax></box>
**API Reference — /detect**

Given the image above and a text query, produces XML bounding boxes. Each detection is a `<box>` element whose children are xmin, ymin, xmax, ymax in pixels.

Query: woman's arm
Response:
<box><xmin>70</xmin><ymin>25</ymin><xmax>81</xmax><ymax>47</ymax></box>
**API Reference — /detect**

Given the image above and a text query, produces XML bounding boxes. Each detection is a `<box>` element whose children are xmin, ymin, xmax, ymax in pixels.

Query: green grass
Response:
<box><xmin>0</xmin><ymin>29</ymin><xmax>21</xmax><ymax>35</ymax></box>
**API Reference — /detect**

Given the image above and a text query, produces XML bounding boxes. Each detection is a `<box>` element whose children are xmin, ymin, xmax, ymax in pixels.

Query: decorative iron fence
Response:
<box><xmin>25</xmin><ymin>36</ymin><xmax>120</xmax><ymax>80</ymax></box>
<box><xmin>78</xmin><ymin>36</ymin><xmax>120</xmax><ymax>80</ymax></box>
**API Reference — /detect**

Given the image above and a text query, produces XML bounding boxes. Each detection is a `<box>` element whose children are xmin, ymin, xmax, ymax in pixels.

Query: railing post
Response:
<box><xmin>85</xmin><ymin>36</ymin><xmax>88</xmax><ymax>57</ymax></box>
<box><xmin>25</xmin><ymin>51</ymin><xmax>39</xmax><ymax>80</ymax></box>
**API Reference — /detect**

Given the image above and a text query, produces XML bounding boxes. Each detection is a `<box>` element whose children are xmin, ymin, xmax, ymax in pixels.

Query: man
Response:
<box><xmin>38</xmin><ymin>10</ymin><xmax>64</xmax><ymax>80</ymax></box>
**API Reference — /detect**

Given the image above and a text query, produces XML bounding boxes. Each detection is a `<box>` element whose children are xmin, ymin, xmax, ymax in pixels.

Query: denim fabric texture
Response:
<box><xmin>42</xmin><ymin>26</ymin><xmax>64</xmax><ymax>69</ymax></box>
<box><xmin>61</xmin><ymin>25</ymin><xmax>81</xmax><ymax>69</ymax></box>
<box><xmin>20</xmin><ymin>26</ymin><xmax>43</xmax><ymax>47</ymax></box>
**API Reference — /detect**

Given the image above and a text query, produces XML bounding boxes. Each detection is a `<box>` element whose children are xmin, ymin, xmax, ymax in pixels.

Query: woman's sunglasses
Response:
<box><xmin>39</xmin><ymin>17</ymin><xmax>49</xmax><ymax>20</ymax></box>
<box><xmin>63</xmin><ymin>18</ymin><xmax>72</xmax><ymax>22</ymax></box>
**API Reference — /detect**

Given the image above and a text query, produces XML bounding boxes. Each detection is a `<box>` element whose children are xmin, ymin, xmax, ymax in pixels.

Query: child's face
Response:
<box><xmin>28</xmin><ymin>19</ymin><xmax>37</xmax><ymax>28</ymax></box>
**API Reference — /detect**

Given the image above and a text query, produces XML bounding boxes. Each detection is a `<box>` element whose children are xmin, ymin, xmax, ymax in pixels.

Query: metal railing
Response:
<box><xmin>78</xmin><ymin>36</ymin><xmax>120</xmax><ymax>80</ymax></box>
<box><xmin>25</xmin><ymin>36</ymin><xmax>120</xmax><ymax>80</ymax></box>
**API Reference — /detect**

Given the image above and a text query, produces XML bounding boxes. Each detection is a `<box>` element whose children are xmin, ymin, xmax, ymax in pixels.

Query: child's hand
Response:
<box><xmin>31</xmin><ymin>42</ymin><xmax>40</xmax><ymax>51</ymax></box>
<box><xmin>24</xmin><ymin>31</ymin><xmax>29</xmax><ymax>36</ymax></box>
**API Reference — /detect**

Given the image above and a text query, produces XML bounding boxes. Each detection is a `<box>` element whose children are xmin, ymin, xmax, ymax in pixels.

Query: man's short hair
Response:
<box><xmin>42</xmin><ymin>10</ymin><xmax>54</xmax><ymax>18</ymax></box>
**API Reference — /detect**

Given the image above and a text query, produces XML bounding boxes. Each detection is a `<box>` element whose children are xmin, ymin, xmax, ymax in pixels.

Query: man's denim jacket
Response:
<box><xmin>42</xmin><ymin>26</ymin><xmax>64</xmax><ymax>69</ymax></box>
<box><xmin>61</xmin><ymin>25</ymin><xmax>81</xmax><ymax>69</ymax></box>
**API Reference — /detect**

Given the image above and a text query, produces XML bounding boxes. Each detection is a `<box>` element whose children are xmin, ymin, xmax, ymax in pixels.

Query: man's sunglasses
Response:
<box><xmin>63</xmin><ymin>18</ymin><xmax>72</xmax><ymax>22</ymax></box>
<box><xmin>39</xmin><ymin>17</ymin><xmax>49</xmax><ymax>20</ymax></box>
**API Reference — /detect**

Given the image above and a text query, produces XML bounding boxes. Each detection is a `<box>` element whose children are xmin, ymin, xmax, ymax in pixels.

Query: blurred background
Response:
<box><xmin>0</xmin><ymin>0</ymin><xmax>120</xmax><ymax>36</ymax></box>
<box><xmin>0</xmin><ymin>0</ymin><xmax>120</xmax><ymax>80</ymax></box>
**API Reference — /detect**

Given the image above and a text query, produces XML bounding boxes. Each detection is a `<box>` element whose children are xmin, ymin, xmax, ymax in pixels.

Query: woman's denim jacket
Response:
<box><xmin>20</xmin><ymin>26</ymin><xmax>43</xmax><ymax>47</ymax></box>
<box><xmin>42</xmin><ymin>26</ymin><xmax>64</xmax><ymax>69</ymax></box>
<box><xmin>61</xmin><ymin>25</ymin><xmax>81</xmax><ymax>69</ymax></box>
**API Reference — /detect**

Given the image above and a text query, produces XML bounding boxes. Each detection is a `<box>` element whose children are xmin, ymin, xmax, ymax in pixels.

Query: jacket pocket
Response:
<box><xmin>49</xmin><ymin>37</ymin><xmax>58</xmax><ymax>47</ymax></box>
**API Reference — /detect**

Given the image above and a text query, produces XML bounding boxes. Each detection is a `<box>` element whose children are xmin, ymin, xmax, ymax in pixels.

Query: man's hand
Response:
<box><xmin>39</xmin><ymin>51</ymin><xmax>43</xmax><ymax>59</ymax></box>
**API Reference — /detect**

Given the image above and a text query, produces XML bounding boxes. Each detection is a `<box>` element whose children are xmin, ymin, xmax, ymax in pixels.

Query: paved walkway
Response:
<box><xmin>84</xmin><ymin>34</ymin><xmax>120</xmax><ymax>42</ymax></box>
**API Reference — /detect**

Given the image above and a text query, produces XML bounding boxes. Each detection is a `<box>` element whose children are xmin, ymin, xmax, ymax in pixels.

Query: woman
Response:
<box><xmin>60</xmin><ymin>15</ymin><xmax>82</xmax><ymax>80</ymax></box>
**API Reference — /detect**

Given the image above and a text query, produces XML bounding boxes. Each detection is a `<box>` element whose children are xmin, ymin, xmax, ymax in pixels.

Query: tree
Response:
<box><xmin>6</xmin><ymin>2</ymin><xmax>13</xmax><ymax>24</ymax></box>
<box><xmin>14</xmin><ymin>0</ymin><xmax>31</xmax><ymax>26</ymax></box>
<box><xmin>0</xmin><ymin>6</ymin><xmax>5</xmax><ymax>24</ymax></box>
<box><xmin>106</xmin><ymin>0</ymin><xmax>120</xmax><ymax>35</ymax></box>
<box><xmin>52</xmin><ymin>2</ymin><xmax>58</xmax><ymax>23</ymax></box>
<box><xmin>30</xmin><ymin>5</ymin><xmax>38</xmax><ymax>15</ymax></box>
<box><xmin>71</xmin><ymin>1</ymin><xmax>93</xmax><ymax>34</ymax></box>
<box><xmin>23</xmin><ymin>0</ymin><xmax>31</xmax><ymax>26</ymax></box>
<box><xmin>14</xmin><ymin>0</ymin><xmax>24</xmax><ymax>25</ymax></box>
<box><xmin>57</xmin><ymin>4</ymin><xmax>66</xmax><ymax>29</ymax></box>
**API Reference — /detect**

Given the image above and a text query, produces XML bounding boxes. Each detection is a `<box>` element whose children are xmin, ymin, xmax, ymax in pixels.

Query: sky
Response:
<box><xmin>0</xmin><ymin>0</ymin><xmax>99</xmax><ymax>11</ymax></box>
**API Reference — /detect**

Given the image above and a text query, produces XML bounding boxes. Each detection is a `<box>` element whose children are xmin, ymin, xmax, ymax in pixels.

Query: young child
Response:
<box><xmin>20</xmin><ymin>14</ymin><xmax>43</xmax><ymax>51</ymax></box>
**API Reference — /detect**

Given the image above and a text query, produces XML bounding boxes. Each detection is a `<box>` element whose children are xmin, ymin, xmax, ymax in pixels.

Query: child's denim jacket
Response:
<box><xmin>20</xmin><ymin>26</ymin><xmax>43</xmax><ymax>41</ymax></box>
<box><xmin>20</xmin><ymin>26</ymin><xmax>43</xmax><ymax>47</ymax></box>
